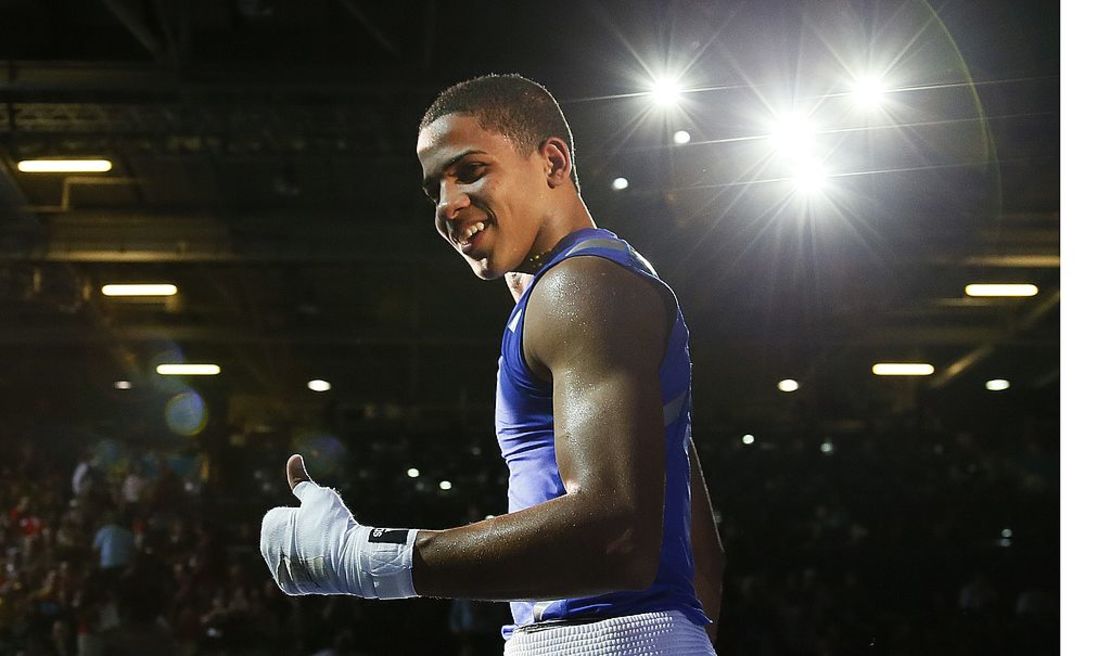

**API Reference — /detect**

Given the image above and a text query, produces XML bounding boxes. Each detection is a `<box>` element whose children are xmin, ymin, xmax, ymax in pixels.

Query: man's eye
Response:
<box><xmin>457</xmin><ymin>163</ymin><xmax>484</xmax><ymax>182</ymax></box>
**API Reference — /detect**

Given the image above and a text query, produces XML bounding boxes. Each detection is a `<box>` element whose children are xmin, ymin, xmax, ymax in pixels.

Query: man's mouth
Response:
<box><xmin>458</xmin><ymin>220</ymin><xmax>492</xmax><ymax>255</ymax></box>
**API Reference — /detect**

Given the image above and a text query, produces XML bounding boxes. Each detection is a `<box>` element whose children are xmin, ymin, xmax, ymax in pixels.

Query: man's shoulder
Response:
<box><xmin>523</xmin><ymin>254</ymin><xmax>668</xmax><ymax>373</ymax></box>
<box><xmin>529</xmin><ymin>255</ymin><xmax>660</xmax><ymax>320</ymax></box>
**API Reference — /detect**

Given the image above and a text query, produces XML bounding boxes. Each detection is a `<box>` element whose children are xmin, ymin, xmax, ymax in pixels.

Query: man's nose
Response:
<box><xmin>437</xmin><ymin>186</ymin><xmax>471</xmax><ymax>223</ymax></box>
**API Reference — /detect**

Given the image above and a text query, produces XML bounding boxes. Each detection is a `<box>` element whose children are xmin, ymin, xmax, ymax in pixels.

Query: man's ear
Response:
<box><xmin>539</xmin><ymin>137</ymin><xmax>573</xmax><ymax>188</ymax></box>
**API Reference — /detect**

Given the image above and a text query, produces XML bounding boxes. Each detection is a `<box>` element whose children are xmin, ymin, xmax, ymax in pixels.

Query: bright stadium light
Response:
<box><xmin>649</xmin><ymin>76</ymin><xmax>682</xmax><ymax>107</ymax></box>
<box><xmin>18</xmin><ymin>158</ymin><xmax>113</xmax><ymax>173</ymax></box>
<box><xmin>439</xmin><ymin>480</ymin><xmax>453</xmax><ymax>491</ymax></box>
<box><xmin>985</xmin><ymin>379</ymin><xmax>1011</xmax><ymax>391</ymax></box>
<box><xmin>156</xmin><ymin>363</ymin><xmax>221</xmax><ymax>376</ymax></box>
<box><xmin>770</xmin><ymin>112</ymin><xmax>817</xmax><ymax>158</ymax></box>
<box><xmin>307</xmin><ymin>379</ymin><xmax>332</xmax><ymax>392</ymax></box>
<box><xmin>611</xmin><ymin>177</ymin><xmax>629</xmax><ymax>191</ymax></box>
<box><xmin>872</xmin><ymin>363</ymin><xmax>935</xmax><ymax>376</ymax></box>
<box><xmin>791</xmin><ymin>159</ymin><xmax>828</xmax><ymax>194</ymax></box>
<box><xmin>406</xmin><ymin>467</ymin><xmax>420</xmax><ymax>478</ymax></box>
<box><xmin>965</xmin><ymin>283</ymin><xmax>1039</xmax><ymax>297</ymax></box>
<box><xmin>850</xmin><ymin>74</ymin><xmax>887</xmax><ymax>109</ymax></box>
<box><xmin>673</xmin><ymin>130</ymin><xmax>691</xmax><ymax>145</ymax></box>
<box><xmin>101</xmin><ymin>284</ymin><xmax>178</xmax><ymax>297</ymax></box>
<box><xmin>741</xmin><ymin>434</ymin><xmax>756</xmax><ymax>445</ymax></box>
<box><xmin>777</xmin><ymin>379</ymin><xmax>800</xmax><ymax>392</ymax></box>
<box><xmin>114</xmin><ymin>380</ymin><xmax>133</xmax><ymax>390</ymax></box>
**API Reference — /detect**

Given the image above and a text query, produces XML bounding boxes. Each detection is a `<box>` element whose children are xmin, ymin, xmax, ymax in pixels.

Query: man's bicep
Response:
<box><xmin>524</xmin><ymin>257</ymin><xmax>669</xmax><ymax>500</ymax></box>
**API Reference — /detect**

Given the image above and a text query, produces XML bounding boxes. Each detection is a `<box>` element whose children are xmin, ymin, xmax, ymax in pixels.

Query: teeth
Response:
<box><xmin>460</xmin><ymin>221</ymin><xmax>486</xmax><ymax>244</ymax></box>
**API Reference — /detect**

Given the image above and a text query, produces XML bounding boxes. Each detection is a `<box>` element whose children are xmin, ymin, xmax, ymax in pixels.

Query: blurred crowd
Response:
<box><xmin>0</xmin><ymin>407</ymin><xmax>1057</xmax><ymax>655</ymax></box>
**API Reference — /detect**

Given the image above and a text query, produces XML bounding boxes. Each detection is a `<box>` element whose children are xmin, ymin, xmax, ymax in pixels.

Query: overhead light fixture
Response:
<box><xmin>777</xmin><ymin>379</ymin><xmax>800</xmax><ymax>392</ymax></box>
<box><xmin>156</xmin><ymin>364</ymin><xmax>221</xmax><ymax>376</ymax></box>
<box><xmin>648</xmin><ymin>76</ymin><xmax>682</xmax><ymax>107</ymax></box>
<box><xmin>101</xmin><ymin>284</ymin><xmax>178</xmax><ymax>297</ymax></box>
<box><xmin>17</xmin><ymin>159</ymin><xmax>113</xmax><ymax>173</ymax></box>
<box><xmin>769</xmin><ymin>112</ymin><xmax>817</xmax><ymax>159</ymax></box>
<box><xmin>438</xmin><ymin>480</ymin><xmax>453</xmax><ymax>491</ymax></box>
<box><xmin>849</xmin><ymin>74</ymin><xmax>887</xmax><ymax>109</ymax></box>
<box><xmin>611</xmin><ymin>177</ymin><xmax>629</xmax><ymax>191</ymax></box>
<box><xmin>307</xmin><ymin>379</ymin><xmax>332</xmax><ymax>392</ymax></box>
<box><xmin>673</xmin><ymin>130</ymin><xmax>692</xmax><ymax>145</ymax></box>
<box><xmin>872</xmin><ymin>363</ymin><xmax>935</xmax><ymax>376</ymax></box>
<box><xmin>985</xmin><ymin>379</ymin><xmax>1011</xmax><ymax>391</ymax></box>
<box><xmin>406</xmin><ymin>467</ymin><xmax>420</xmax><ymax>478</ymax></box>
<box><xmin>741</xmin><ymin>434</ymin><xmax>755</xmax><ymax>445</ymax></box>
<box><xmin>113</xmin><ymin>380</ymin><xmax>133</xmax><ymax>390</ymax></box>
<box><xmin>964</xmin><ymin>284</ymin><xmax>1039</xmax><ymax>297</ymax></box>
<box><xmin>791</xmin><ymin>159</ymin><xmax>828</xmax><ymax>194</ymax></box>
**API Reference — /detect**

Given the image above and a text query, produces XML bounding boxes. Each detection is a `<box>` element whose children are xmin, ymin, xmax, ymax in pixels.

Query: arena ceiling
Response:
<box><xmin>0</xmin><ymin>0</ymin><xmax>1058</xmax><ymax>432</ymax></box>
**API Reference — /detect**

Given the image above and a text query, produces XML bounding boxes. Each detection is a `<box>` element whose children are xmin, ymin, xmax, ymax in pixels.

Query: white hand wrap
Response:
<box><xmin>260</xmin><ymin>479</ymin><xmax>418</xmax><ymax>600</ymax></box>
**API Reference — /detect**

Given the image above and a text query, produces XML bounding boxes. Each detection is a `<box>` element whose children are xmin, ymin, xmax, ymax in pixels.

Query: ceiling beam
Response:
<box><xmin>100</xmin><ymin>0</ymin><xmax>165</xmax><ymax>61</ymax></box>
<box><xmin>334</xmin><ymin>0</ymin><xmax>401</xmax><ymax>58</ymax></box>
<box><xmin>928</xmin><ymin>289</ymin><xmax>1060</xmax><ymax>389</ymax></box>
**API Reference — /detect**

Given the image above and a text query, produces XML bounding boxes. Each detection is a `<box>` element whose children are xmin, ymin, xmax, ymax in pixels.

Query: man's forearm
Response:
<box><xmin>411</xmin><ymin>491</ymin><xmax>660</xmax><ymax>600</ymax></box>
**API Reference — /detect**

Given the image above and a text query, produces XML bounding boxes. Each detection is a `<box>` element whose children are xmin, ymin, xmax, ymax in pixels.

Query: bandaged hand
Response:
<box><xmin>260</xmin><ymin>454</ymin><xmax>418</xmax><ymax>599</ymax></box>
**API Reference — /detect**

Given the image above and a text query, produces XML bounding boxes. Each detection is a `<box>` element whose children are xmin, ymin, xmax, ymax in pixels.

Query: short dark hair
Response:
<box><xmin>419</xmin><ymin>74</ymin><xmax>578</xmax><ymax>188</ymax></box>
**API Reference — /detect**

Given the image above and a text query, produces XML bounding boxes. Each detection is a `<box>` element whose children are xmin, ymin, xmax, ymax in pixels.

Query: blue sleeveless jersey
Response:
<box><xmin>494</xmin><ymin>228</ymin><xmax>708</xmax><ymax>638</ymax></box>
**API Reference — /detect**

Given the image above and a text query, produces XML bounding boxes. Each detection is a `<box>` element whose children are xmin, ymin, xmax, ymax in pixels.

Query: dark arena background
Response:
<box><xmin>0</xmin><ymin>1</ymin><xmax>1060</xmax><ymax>655</ymax></box>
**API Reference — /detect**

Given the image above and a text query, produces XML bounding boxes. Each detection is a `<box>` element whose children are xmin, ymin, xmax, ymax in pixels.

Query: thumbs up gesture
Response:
<box><xmin>259</xmin><ymin>455</ymin><xmax>418</xmax><ymax>599</ymax></box>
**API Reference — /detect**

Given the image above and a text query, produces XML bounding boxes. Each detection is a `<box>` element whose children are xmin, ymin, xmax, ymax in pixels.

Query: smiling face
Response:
<box><xmin>417</xmin><ymin>113</ymin><xmax>553</xmax><ymax>280</ymax></box>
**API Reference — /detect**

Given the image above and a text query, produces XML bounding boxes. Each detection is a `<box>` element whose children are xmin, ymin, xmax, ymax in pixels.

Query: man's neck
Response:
<box><xmin>519</xmin><ymin>201</ymin><xmax>596</xmax><ymax>274</ymax></box>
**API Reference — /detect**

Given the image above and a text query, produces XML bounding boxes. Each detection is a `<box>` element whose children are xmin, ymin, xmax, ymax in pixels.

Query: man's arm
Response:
<box><xmin>411</xmin><ymin>256</ymin><xmax>668</xmax><ymax>599</ymax></box>
<box><xmin>689</xmin><ymin>439</ymin><xmax>725</xmax><ymax>643</ymax></box>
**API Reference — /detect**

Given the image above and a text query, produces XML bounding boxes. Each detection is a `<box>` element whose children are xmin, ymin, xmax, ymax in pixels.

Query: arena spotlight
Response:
<box><xmin>741</xmin><ymin>434</ymin><xmax>756</xmax><ymax>445</ymax></box>
<box><xmin>985</xmin><ymin>379</ymin><xmax>1011</xmax><ymax>391</ymax></box>
<box><xmin>791</xmin><ymin>159</ymin><xmax>828</xmax><ymax>194</ymax></box>
<box><xmin>872</xmin><ymin>363</ymin><xmax>934</xmax><ymax>376</ymax></box>
<box><xmin>17</xmin><ymin>158</ymin><xmax>112</xmax><ymax>173</ymax></box>
<box><xmin>769</xmin><ymin>112</ymin><xmax>817</xmax><ymax>159</ymax></box>
<box><xmin>611</xmin><ymin>177</ymin><xmax>629</xmax><ymax>191</ymax></box>
<box><xmin>965</xmin><ymin>283</ymin><xmax>1039</xmax><ymax>297</ymax></box>
<box><xmin>406</xmin><ymin>467</ymin><xmax>420</xmax><ymax>478</ymax></box>
<box><xmin>849</xmin><ymin>74</ymin><xmax>887</xmax><ymax>109</ymax></box>
<box><xmin>777</xmin><ymin>379</ymin><xmax>800</xmax><ymax>392</ymax></box>
<box><xmin>102</xmin><ymin>284</ymin><xmax>178</xmax><ymax>297</ymax></box>
<box><xmin>307</xmin><ymin>379</ymin><xmax>332</xmax><ymax>392</ymax></box>
<box><xmin>1001</xmin><ymin>528</ymin><xmax>1013</xmax><ymax>538</ymax></box>
<box><xmin>649</xmin><ymin>76</ymin><xmax>682</xmax><ymax>107</ymax></box>
<box><xmin>114</xmin><ymin>380</ymin><xmax>133</xmax><ymax>390</ymax></box>
<box><xmin>439</xmin><ymin>480</ymin><xmax>453</xmax><ymax>491</ymax></box>
<box><xmin>156</xmin><ymin>363</ymin><xmax>221</xmax><ymax>376</ymax></box>
<box><xmin>673</xmin><ymin>130</ymin><xmax>691</xmax><ymax>145</ymax></box>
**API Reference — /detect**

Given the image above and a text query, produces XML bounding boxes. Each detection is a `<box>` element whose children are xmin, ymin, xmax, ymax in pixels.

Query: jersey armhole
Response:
<box><xmin>519</xmin><ymin>252</ymin><xmax>678</xmax><ymax>379</ymax></box>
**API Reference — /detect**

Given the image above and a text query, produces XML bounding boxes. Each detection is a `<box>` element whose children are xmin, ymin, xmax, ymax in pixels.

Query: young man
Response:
<box><xmin>260</xmin><ymin>74</ymin><xmax>725</xmax><ymax>654</ymax></box>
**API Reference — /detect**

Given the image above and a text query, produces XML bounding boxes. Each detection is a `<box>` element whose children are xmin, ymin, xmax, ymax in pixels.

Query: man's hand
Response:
<box><xmin>259</xmin><ymin>455</ymin><xmax>417</xmax><ymax>599</ymax></box>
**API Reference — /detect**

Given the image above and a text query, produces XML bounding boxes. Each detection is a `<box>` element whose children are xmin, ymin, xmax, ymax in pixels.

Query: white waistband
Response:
<box><xmin>504</xmin><ymin>610</ymin><xmax>716</xmax><ymax>656</ymax></box>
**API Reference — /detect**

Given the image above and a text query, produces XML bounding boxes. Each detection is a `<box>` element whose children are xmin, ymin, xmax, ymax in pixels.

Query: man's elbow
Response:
<box><xmin>601</xmin><ymin>513</ymin><xmax>663</xmax><ymax>590</ymax></box>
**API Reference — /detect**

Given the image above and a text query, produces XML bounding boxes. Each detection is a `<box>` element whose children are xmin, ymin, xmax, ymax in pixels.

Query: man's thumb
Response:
<box><xmin>286</xmin><ymin>454</ymin><xmax>314</xmax><ymax>497</ymax></box>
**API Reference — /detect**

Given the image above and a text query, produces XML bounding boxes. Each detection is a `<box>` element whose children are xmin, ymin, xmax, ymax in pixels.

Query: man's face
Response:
<box><xmin>417</xmin><ymin>113</ymin><xmax>550</xmax><ymax>280</ymax></box>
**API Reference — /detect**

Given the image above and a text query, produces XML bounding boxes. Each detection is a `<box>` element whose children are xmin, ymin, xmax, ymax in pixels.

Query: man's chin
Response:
<box><xmin>468</xmin><ymin>257</ymin><xmax>504</xmax><ymax>281</ymax></box>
